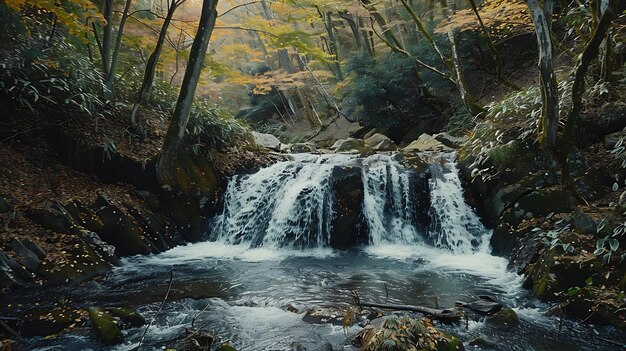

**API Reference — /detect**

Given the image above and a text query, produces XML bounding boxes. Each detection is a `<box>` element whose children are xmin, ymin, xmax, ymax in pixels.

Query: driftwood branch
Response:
<box><xmin>135</xmin><ymin>270</ymin><xmax>174</xmax><ymax>350</ymax></box>
<box><xmin>351</xmin><ymin>301</ymin><xmax>463</xmax><ymax>322</ymax></box>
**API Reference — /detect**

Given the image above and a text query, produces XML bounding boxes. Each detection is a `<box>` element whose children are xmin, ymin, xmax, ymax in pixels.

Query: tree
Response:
<box><xmin>157</xmin><ymin>0</ymin><xmax>219</xmax><ymax>185</ymax></box>
<box><xmin>92</xmin><ymin>0</ymin><xmax>133</xmax><ymax>99</ymax></box>
<box><xmin>130</xmin><ymin>0</ymin><xmax>187</xmax><ymax>130</ymax></box>
<box><xmin>4</xmin><ymin>0</ymin><xmax>103</xmax><ymax>36</ymax></box>
<box><xmin>526</xmin><ymin>0</ymin><xmax>558</xmax><ymax>150</ymax></box>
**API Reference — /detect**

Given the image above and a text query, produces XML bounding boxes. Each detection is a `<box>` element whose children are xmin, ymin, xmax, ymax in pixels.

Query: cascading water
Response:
<box><xmin>209</xmin><ymin>152</ymin><xmax>489</xmax><ymax>253</ymax></box>
<box><xmin>427</xmin><ymin>153</ymin><xmax>490</xmax><ymax>254</ymax></box>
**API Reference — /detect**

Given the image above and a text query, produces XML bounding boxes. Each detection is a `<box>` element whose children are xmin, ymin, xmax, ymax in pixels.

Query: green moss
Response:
<box><xmin>216</xmin><ymin>343</ymin><xmax>239</xmax><ymax>351</ymax></box>
<box><xmin>88</xmin><ymin>307</ymin><xmax>122</xmax><ymax>345</ymax></box>
<box><xmin>105</xmin><ymin>307</ymin><xmax>146</xmax><ymax>327</ymax></box>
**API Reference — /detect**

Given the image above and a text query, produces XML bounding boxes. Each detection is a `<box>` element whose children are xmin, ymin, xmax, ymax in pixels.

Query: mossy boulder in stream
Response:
<box><xmin>216</xmin><ymin>343</ymin><xmax>239</xmax><ymax>351</ymax></box>
<box><xmin>105</xmin><ymin>307</ymin><xmax>146</xmax><ymax>327</ymax></box>
<box><xmin>485</xmin><ymin>308</ymin><xmax>519</xmax><ymax>330</ymax></box>
<box><xmin>88</xmin><ymin>307</ymin><xmax>123</xmax><ymax>345</ymax></box>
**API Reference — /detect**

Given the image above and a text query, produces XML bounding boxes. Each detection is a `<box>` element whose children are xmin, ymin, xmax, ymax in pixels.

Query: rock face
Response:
<box><xmin>404</xmin><ymin>134</ymin><xmax>451</xmax><ymax>152</ymax></box>
<box><xmin>331</xmin><ymin>138</ymin><xmax>366</xmax><ymax>152</ymax></box>
<box><xmin>330</xmin><ymin>166</ymin><xmax>366</xmax><ymax>248</ymax></box>
<box><xmin>433</xmin><ymin>132</ymin><xmax>464</xmax><ymax>149</ymax></box>
<box><xmin>364</xmin><ymin>133</ymin><xmax>397</xmax><ymax>151</ymax></box>
<box><xmin>252</xmin><ymin>131</ymin><xmax>281</xmax><ymax>151</ymax></box>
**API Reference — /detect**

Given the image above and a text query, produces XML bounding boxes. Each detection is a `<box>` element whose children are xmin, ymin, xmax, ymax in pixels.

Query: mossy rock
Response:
<box><xmin>105</xmin><ymin>307</ymin><xmax>146</xmax><ymax>327</ymax></box>
<box><xmin>88</xmin><ymin>307</ymin><xmax>123</xmax><ymax>345</ymax></box>
<box><xmin>485</xmin><ymin>308</ymin><xmax>519</xmax><ymax>330</ymax></box>
<box><xmin>37</xmin><ymin>236</ymin><xmax>111</xmax><ymax>284</ymax></box>
<box><xmin>437</xmin><ymin>336</ymin><xmax>465</xmax><ymax>351</ymax></box>
<box><xmin>94</xmin><ymin>195</ymin><xmax>156</xmax><ymax>256</ymax></box>
<box><xmin>515</xmin><ymin>189</ymin><xmax>575</xmax><ymax>217</ymax></box>
<box><xmin>216</xmin><ymin>343</ymin><xmax>239</xmax><ymax>351</ymax></box>
<box><xmin>21</xmin><ymin>306</ymin><xmax>86</xmax><ymax>337</ymax></box>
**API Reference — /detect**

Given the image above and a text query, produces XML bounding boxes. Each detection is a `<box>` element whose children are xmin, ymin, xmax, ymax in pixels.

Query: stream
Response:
<box><xmin>11</xmin><ymin>153</ymin><xmax>626</xmax><ymax>350</ymax></box>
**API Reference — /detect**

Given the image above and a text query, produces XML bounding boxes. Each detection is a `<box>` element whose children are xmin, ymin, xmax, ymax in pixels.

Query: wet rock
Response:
<box><xmin>22</xmin><ymin>239</ymin><xmax>46</xmax><ymax>260</ymax></box>
<box><xmin>468</xmin><ymin>336</ymin><xmax>496</xmax><ymax>348</ymax></box>
<box><xmin>485</xmin><ymin>308</ymin><xmax>518</xmax><ymax>330</ymax></box>
<box><xmin>252</xmin><ymin>131</ymin><xmax>281</xmax><ymax>151</ymax></box>
<box><xmin>490</xmin><ymin>222</ymin><xmax>515</xmax><ymax>257</ymax></box>
<box><xmin>10</xmin><ymin>238</ymin><xmax>41</xmax><ymax>272</ymax></box>
<box><xmin>123</xmin><ymin>203</ymin><xmax>171</xmax><ymax>252</ymax></box>
<box><xmin>64</xmin><ymin>200</ymin><xmax>104</xmax><ymax>233</ymax></box>
<box><xmin>38</xmin><ymin>235</ymin><xmax>111</xmax><ymax>284</ymax></box>
<box><xmin>21</xmin><ymin>306</ymin><xmax>85</xmax><ymax>337</ymax></box>
<box><xmin>216</xmin><ymin>343</ymin><xmax>238</xmax><ymax>351</ymax></box>
<box><xmin>572</xmin><ymin>210</ymin><xmax>597</xmax><ymax>234</ymax></box>
<box><xmin>285</xmin><ymin>304</ymin><xmax>299</xmax><ymax>313</ymax></box>
<box><xmin>94</xmin><ymin>194</ymin><xmax>157</xmax><ymax>256</ymax></box>
<box><xmin>404</xmin><ymin>134</ymin><xmax>451</xmax><ymax>152</ymax></box>
<box><xmin>515</xmin><ymin>189</ymin><xmax>575</xmax><ymax>218</ymax></box>
<box><xmin>105</xmin><ymin>307</ymin><xmax>146</xmax><ymax>327</ymax></box>
<box><xmin>303</xmin><ymin>307</ymin><xmax>345</xmax><ymax>326</ymax></box>
<box><xmin>79</xmin><ymin>230</ymin><xmax>119</xmax><ymax>265</ymax></box>
<box><xmin>365</xmin><ymin>133</ymin><xmax>397</xmax><ymax>151</ymax></box>
<box><xmin>433</xmin><ymin>132</ymin><xmax>464</xmax><ymax>149</ymax></box>
<box><xmin>330</xmin><ymin>166</ymin><xmax>366</xmax><ymax>248</ymax></box>
<box><xmin>186</xmin><ymin>328</ymin><xmax>214</xmax><ymax>350</ymax></box>
<box><xmin>331</xmin><ymin>138</ymin><xmax>365</xmax><ymax>152</ymax></box>
<box><xmin>88</xmin><ymin>307</ymin><xmax>123</xmax><ymax>345</ymax></box>
<box><xmin>0</xmin><ymin>251</ymin><xmax>35</xmax><ymax>285</ymax></box>
<box><xmin>26</xmin><ymin>201</ymin><xmax>77</xmax><ymax>234</ymax></box>
<box><xmin>290</xmin><ymin>143</ymin><xmax>318</xmax><ymax>153</ymax></box>
<box><xmin>456</xmin><ymin>296</ymin><xmax>502</xmax><ymax>315</ymax></box>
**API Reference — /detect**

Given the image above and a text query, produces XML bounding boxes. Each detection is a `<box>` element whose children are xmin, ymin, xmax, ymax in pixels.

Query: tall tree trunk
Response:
<box><xmin>105</xmin><ymin>0</ymin><xmax>132</xmax><ymax>97</ymax></box>
<box><xmin>319</xmin><ymin>10</ymin><xmax>343</xmax><ymax>80</ymax></box>
<box><xmin>359</xmin><ymin>17</ymin><xmax>375</xmax><ymax>57</ymax></box>
<box><xmin>560</xmin><ymin>0</ymin><xmax>617</xmax><ymax>194</ymax></box>
<box><xmin>339</xmin><ymin>12</ymin><xmax>363</xmax><ymax>53</ymax></box>
<box><xmin>527</xmin><ymin>0</ymin><xmax>559</xmax><ymax>149</ymax></box>
<box><xmin>100</xmin><ymin>0</ymin><xmax>114</xmax><ymax>98</ymax></box>
<box><xmin>437</xmin><ymin>0</ymin><xmax>484</xmax><ymax>116</ymax></box>
<box><xmin>131</xmin><ymin>0</ymin><xmax>181</xmax><ymax>128</ymax></box>
<box><xmin>156</xmin><ymin>0</ymin><xmax>219</xmax><ymax>185</ymax></box>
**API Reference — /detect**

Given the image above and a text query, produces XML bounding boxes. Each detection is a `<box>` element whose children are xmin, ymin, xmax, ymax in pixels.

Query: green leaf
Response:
<box><xmin>567</xmin><ymin>286</ymin><xmax>581</xmax><ymax>296</ymax></box>
<box><xmin>585</xmin><ymin>277</ymin><xmax>593</xmax><ymax>286</ymax></box>
<box><xmin>609</xmin><ymin>239</ymin><xmax>619</xmax><ymax>251</ymax></box>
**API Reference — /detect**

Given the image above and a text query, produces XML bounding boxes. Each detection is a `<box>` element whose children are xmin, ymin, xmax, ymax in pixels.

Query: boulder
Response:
<box><xmin>603</xmin><ymin>130</ymin><xmax>626</xmax><ymax>150</ymax></box>
<box><xmin>252</xmin><ymin>131</ymin><xmax>281</xmax><ymax>151</ymax></box>
<box><xmin>456</xmin><ymin>296</ymin><xmax>502</xmax><ymax>315</ymax></box>
<box><xmin>404</xmin><ymin>134</ymin><xmax>450</xmax><ymax>152</ymax></box>
<box><xmin>433</xmin><ymin>132</ymin><xmax>464</xmax><ymax>148</ymax></box>
<box><xmin>280</xmin><ymin>143</ymin><xmax>293</xmax><ymax>153</ymax></box>
<box><xmin>64</xmin><ymin>200</ymin><xmax>104</xmax><ymax>233</ymax></box>
<box><xmin>21</xmin><ymin>306</ymin><xmax>85</xmax><ymax>337</ymax></box>
<box><xmin>88</xmin><ymin>307</ymin><xmax>123</xmax><ymax>345</ymax></box>
<box><xmin>0</xmin><ymin>251</ymin><xmax>35</xmax><ymax>285</ymax></box>
<box><xmin>216</xmin><ymin>343</ymin><xmax>238</xmax><ymax>351</ymax></box>
<box><xmin>365</xmin><ymin>133</ymin><xmax>397</xmax><ymax>151</ymax></box>
<box><xmin>79</xmin><ymin>230</ymin><xmax>119</xmax><ymax>265</ymax></box>
<box><xmin>105</xmin><ymin>307</ymin><xmax>146</xmax><ymax>327</ymax></box>
<box><xmin>26</xmin><ymin>201</ymin><xmax>77</xmax><ymax>234</ymax></box>
<box><xmin>485</xmin><ymin>308</ymin><xmax>519</xmax><ymax>330</ymax></box>
<box><xmin>22</xmin><ymin>239</ymin><xmax>46</xmax><ymax>260</ymax></box>
<box><xmin>94</xmin><ymin>194</ymin><xmax>157</xmax><ymax>256</ymax></box>
<box><xmin>330</xmin><ymin>166</ymin><xmax>366</xmax><ymax>248</ymax></box>
<box><xmin>10</xmin><ymin>239</ymin><xmax>41</xmax><ymax>272</ymax></box>
<box><xmin>331</xmin><ymin>138</ymin><xmax>365</xmax><ymax>152</ymax></box>
<box><xmin>514</xmin><ymin>189</ymin><xmax>575</xmax><ymax>217</ymax></box>
<box><xmin>290</xmin><ymin>143</ymin><xmax>317</xmax><ymax>153</ymax></box>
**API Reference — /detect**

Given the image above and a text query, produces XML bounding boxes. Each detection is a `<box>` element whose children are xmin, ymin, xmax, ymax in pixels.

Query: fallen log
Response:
<box><xmin>352</xmin><ymin>302</ymin><xmax>463</xmax><ymax>323</ymax></box>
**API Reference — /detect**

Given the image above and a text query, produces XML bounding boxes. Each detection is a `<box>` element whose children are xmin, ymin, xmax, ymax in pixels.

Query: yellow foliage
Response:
<box><xmin>435</xmin><ymin>0</ymin><xmax>532</xmax><ymax>36</ymax></box>
<box><xmin>4</xmin><ymin>0</ymin><xmax>104</xmax><ymax>36</ymax></box>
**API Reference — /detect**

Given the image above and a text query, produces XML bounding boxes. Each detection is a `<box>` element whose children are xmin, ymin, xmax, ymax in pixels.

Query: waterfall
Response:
<box><xmin>427</xmin><ymin>153</ymin><xmax>490</xmax><ymax>254</ymax></box>
<box><xmin>209</xmin><ymin>153</ymin><xmax>489</xmax><ymax>253</ymax></box>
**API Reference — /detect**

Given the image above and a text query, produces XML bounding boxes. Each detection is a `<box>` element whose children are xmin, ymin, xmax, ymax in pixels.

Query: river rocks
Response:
<box><xmin>330</xmin><ymin>166</ymin><xmax>366</xmax><ymax>248</ymax></box>
<box><xmin>303</xmin><ymin>307</ymin><xmax>345</xmax><ymax>326</ymax></box>
<box><xmin>355</xmin><ymin>316</ymin><xmax>464</xmax><ymax>351</ymax></box>
<box><xmin>88</xmin><ymin>307</ymin><xmax>123</xmax><ymax>345</ymax></box>
<box><xmin>364</xmin><ymin>133</ymin><xmax>397</xmax><ymax>151</ymax></box>
<box><xmin>216</xmin><ymin>343</ymin><xmax>239</xmax><ymax>351</ymax></box>
<box><xmin>331</xmin><ymin>138</ymin><xmax>365</xmax><ymax>152</ymax></box>
<box><xmin>94</xmin><ymin>194</ymin><xmax>157</xmax><ymax>256</ymax></box>
<box><xmin>456</xmin><ymin>296</ymin><xmax>502</xmax><ymax>315</ymax></box>
<box><xmin>79</xmin><ymin>230</ymin><xmax>119</xmax><ymax>266</ymax></box>
<box><xmin>26</xmin><ymin>201</ymin><xmax>77</xmax><ymax>234</ymax></box>
<box><xmin>0</xmin><ymin>250</ymin><xmax>34</xmax><ymax>286</ymax></box>
<box><xmin>21</xmin><ymin>306</ymin><xmax>86</xmax><ymax>337</ymax></box>
<box><xmin>290</xmin><ymin>143</ymin><xmax>317</xmax><ymax>153</ymax></box>
<box><xmin>404</xmin><ymin>134</ymin><xmax>451</xmax><ymax>152</ymax></box>
<box><xmin>105</xmin><ymin>307</ymin><xmax>146</xmax><ymax>327</ymax></box>
<box><xmin>10</xmin><ymin>238</ymin><xmax>42</xmax><ymax>272</ymax></box>
<box><xmin>433</xmin><ymin>132</ymin><xmax>464</xmax><ymax>149</ymax></box>
<box><xmin>485</xmin><ymin>308</ymin><xmax>518</xmax><ymax>330</ymax></box>
<box><xmin>252</xmin><ymin>131</ymin><xmax>282</xmax><ymax>151</ymax></box>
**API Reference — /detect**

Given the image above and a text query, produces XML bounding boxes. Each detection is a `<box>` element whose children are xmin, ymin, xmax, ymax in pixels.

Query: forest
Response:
<box><xmin>0</xmin><ymin>0</ymin><xmax>626</xmax><ymax>350</ymax></box>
